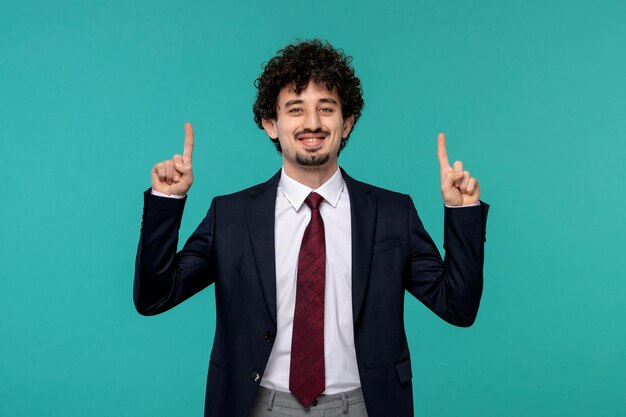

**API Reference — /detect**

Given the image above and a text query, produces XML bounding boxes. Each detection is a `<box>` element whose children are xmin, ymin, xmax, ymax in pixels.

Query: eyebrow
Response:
<box><xmin>283</xmin><ymin>97</ymin><xmax>339</xmax><ymax>108</ymax></box>
<box><xmin>284</xmin><ymin>99</ymin><xmax>303</xmax><ymax>107</ymax></box>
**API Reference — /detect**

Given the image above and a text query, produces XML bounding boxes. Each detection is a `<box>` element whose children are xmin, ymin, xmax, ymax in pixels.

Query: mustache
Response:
<box><xmin>294</xmin><ymin>128</ymin><xmax>330</xmax><ymax>140</ymax></box>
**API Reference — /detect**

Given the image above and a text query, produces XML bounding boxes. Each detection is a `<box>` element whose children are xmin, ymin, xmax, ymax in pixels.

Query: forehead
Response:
<box><xmin>277</xmin><ymin>80</ymin><xmax>340</xmax><ymax>104</ymax></box>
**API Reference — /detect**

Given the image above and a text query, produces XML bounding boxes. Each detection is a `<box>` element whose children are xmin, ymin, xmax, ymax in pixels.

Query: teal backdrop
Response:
<box><xmin>1</xmin><ymin>0</ymin><xmax>625</xmax><ymax>416</ymax></box>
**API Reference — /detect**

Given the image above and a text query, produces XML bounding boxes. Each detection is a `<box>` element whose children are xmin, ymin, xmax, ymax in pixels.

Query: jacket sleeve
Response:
<box><xmin>405</xmin><ymin>196</ymin><xmax>489</xmax><ymax>327</ymax></box>
<box><xmin>133</xmin><ymin>189</ymin><xmax>217</xmax><ymax>316</ymax></box>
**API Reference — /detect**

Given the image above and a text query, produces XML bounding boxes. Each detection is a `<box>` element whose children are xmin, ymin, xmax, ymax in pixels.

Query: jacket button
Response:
<box><xmin>311</xmin><ymin>400</ymin><xmax>318</xmax><ymax>406</ymax></box>
<box><xmin>251</xmin><ymin>371</ymin><xmax>261</xmax><ymax>382</ymax></box>
<box><xmin>265</xmin><ymin>333</ymin><xmax>275</xmax><ymax>343</ymax></box>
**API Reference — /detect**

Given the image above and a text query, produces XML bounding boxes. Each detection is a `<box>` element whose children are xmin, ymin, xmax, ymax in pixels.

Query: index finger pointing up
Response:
<box><xmin>437</xmin><ymin>132</ymin><xmax>450</xmax><ymax>171</ymax></box>
<box><xmin>183</xmin><ymin>122</ymin><xmax>194</xmax><ymax>163</ymax></box>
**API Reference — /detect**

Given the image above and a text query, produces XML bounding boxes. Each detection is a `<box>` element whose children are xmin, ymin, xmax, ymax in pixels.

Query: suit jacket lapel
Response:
<box><xmin>342</xmin><ymin>169</ymin><xmax>378</xmax><ymax>324</ymax></box>
<box><xmin>246</xmin><ymin>169</ymin><xmax>377</xmax><ymax>328</ymax></box>
<box><xmin>246</xmin><ymin>170</ymin><xmax>281</xmax><ymax>328</ymax></box>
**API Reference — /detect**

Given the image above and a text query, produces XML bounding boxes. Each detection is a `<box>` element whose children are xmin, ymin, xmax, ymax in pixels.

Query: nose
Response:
<box><xmin>304</xmin><ymin>109</ymin><xmax>322</xmax><ymax>130</ymax></box>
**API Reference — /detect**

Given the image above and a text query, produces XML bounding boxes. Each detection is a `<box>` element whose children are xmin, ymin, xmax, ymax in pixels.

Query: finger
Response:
<box><xmin>173</xmin><ymin>154</ymin><xmax>186</xmax><ymax>171</ymax></box>
<box><xmin>466</xmin><ymin>177</ymin><xmax>478</xmax><ymax>194</ymax></box>
<box><xmin>151</xmin><ymin>164</ymin><xmax>161</xmax><ymax>184</ymax></box>
<box><xmin>437</xmin><ymin>133</ymin><xmax>450</xmax><ymax>172</ymax></box>
<box><xmin>154</xmin><ymin>162</ymin><xmax>166</xmax><ymax>181</ymax></box>
<box><xmin>459</xmin><ymin>171</ymin><xmax>471</xmax><ymax>193</ymax></box>
<box><xmin>441</xmin><ymin>166</ymin><xmax>455</xmax><ymax>189</ymax></box>
<box><xmin>453</xmin><ymin>161</ymin><xmax>464</xmax><ymax>187</ymax></box>
<box><xmin>183</xmin><ymin>122</ymin><xmax>194</xmax><ymax>164</ymax></box>
<box><xmin>172</xmin><ymin>154</ymin><xmax>183</xmax><ymax>181</ymax></box>
<box><xmin>164</xmin><ymin>160</ymin><xmax>174</xmax><ymax>184</ymax></box>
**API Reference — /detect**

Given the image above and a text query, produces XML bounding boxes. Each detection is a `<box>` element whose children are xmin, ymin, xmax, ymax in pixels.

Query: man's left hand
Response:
<box><xmin>438</xmin><ymin>133</ymin><xmax>480</xmax><ymax>206</ymax></box>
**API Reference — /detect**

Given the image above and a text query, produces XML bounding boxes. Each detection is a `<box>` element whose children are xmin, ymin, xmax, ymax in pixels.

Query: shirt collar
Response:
<box><xmin>279</xmin><ymin>167</ymin><xmax>345</xmax><ymax>211</ymax></box>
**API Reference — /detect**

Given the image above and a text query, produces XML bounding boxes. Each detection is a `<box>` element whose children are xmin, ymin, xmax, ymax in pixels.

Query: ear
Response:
<box><xmin>342</xmin><ymin>115</ymin><xmax>355</xmax><ymax>138</ymax></box>
<box><xmin>262</xmin><ymin>118</ymin><xmax>278</xmax><ymax>139</ymax></box>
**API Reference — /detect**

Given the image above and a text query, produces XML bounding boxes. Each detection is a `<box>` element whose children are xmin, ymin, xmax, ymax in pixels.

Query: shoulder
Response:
<box><xmin>213</xmin><ymin>170</ymin><xmax>280</xmax><ymax>203</ymax></box>
<box><xmin>341</xmin><ymin>169</ymin><xmax>411</xmax><ymax>206</ymax></box>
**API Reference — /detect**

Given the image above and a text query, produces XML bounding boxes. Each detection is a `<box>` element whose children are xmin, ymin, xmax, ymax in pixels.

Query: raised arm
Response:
<box><xmin>135</xmin><ymin>123</ymin><xmax>215</xmax><ymax>316</ymax></box>
<box><xmin>404</xmin><ymin>134</ymin><xmax>488</xmax><ymax>326</ymax></box>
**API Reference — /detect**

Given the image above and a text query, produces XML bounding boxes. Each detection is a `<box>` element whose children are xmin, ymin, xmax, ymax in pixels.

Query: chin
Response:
<box><xmin>295</xmin><ymin>152</ymin><xmax>332</xmax><ymax>167</ymax></box>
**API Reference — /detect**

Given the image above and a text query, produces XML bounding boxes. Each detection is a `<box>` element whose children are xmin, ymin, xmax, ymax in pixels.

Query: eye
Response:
<box><xmin>319</xmin><ymin>107</ymin><xmax>333</xmax><ymax>113</ymax></box>
<box><xmin>288</xmin><ymin>107</ymin><xmax>302</xmax><ymax>114</ymax></box>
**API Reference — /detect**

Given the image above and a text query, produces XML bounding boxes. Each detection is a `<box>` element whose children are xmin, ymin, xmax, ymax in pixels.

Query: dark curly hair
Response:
<box><xmin>253</xmin><ymin>39</ymin><xmax>364</xmax><ymax>153</ymax></box>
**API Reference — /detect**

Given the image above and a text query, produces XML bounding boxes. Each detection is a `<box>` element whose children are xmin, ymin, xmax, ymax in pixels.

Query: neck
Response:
<box><xmin>282</xmin><ymin>161</ymin><xmax>339</xmax><ymax>189</ymax></box>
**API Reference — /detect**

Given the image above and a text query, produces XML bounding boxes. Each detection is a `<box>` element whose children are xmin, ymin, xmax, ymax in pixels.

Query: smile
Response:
<box><xmin>297</xmin><ymin>136</ymin><xmax>325</xmax><ymax>149</ymax></box>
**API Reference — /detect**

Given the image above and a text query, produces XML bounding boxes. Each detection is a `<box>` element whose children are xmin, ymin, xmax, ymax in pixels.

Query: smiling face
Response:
<box><xmin>262</xmin><ymin>80</ymin><xmax>355</xmax><ymax>185</ymax></box>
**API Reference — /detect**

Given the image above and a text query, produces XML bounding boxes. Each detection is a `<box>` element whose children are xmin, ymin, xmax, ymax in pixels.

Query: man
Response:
<box><xmin>135</xmin><ymin>40</ymin><xmax>488</xmax><ymax>417</ymax></box>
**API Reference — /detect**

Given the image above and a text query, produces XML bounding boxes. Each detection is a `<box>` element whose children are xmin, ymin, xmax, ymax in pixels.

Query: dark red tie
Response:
<box><xmin>289</xmin><ymin>192</ymin><xmax>326</xmax><ymax>408</ymax></box>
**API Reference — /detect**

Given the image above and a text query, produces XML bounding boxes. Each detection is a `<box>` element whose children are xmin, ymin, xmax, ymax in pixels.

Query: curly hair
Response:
<box><xmin>253</xmin><ymin>39</ymin><xmax>364</xmax><ymax>153</ymax></box>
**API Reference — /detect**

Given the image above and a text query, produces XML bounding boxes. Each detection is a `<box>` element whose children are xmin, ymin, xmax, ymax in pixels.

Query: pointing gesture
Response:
<box><xmin>438</xmin><ymin>133</ymin><xmax>480</xmax><ymax>206</ymax></box>
<box><xmin>151</xmin><ymin>123</ymin><xmax>195</xmax><ymax>196</ymax></box>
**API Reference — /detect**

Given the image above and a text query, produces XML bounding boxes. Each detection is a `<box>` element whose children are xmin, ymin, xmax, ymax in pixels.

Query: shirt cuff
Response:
<box><xmin>445</xmin><ymin>202</ymin><xmax>480</xmax><ymax>208</ymax></box>
<box><xmin>151</xmin><ymin>189</ymin><xmax>186</xmax><ymax>199</ymax></box>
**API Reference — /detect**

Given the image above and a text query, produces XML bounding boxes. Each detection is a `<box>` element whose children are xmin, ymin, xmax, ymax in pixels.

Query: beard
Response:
<box><xmin>295</xmin><ymin>151</ymin><xmax>331</xmax><ymax>167</ymax></box>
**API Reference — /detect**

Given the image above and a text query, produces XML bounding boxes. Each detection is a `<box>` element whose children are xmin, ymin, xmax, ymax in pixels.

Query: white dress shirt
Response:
<box><xmin>260</xmin><ymin>167</ymin><xmax>361</xmax><ymax>394</ymax></box>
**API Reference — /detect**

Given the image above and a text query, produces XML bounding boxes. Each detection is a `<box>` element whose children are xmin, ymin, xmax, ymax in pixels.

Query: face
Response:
<box><xmin>262</xmin><ymin>80</ymin><xmax>354</xmax><ymax>180</ymax></box>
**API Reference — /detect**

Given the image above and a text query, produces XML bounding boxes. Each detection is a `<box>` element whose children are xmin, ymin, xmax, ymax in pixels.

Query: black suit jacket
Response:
<box><xmin>134</xmin><ymin>169</ymin><xmax>489</xmax><ymax>417</ymax></box>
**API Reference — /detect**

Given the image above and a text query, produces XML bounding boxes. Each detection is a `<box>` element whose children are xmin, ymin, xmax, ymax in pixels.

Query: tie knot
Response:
<box><xmin>304</xmin><ymin>192</ymin><xmax>324</xmax><ymax>210</ymax></box>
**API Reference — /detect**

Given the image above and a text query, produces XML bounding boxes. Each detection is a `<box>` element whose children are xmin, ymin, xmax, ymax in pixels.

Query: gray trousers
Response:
<box><xmin>248</xmin><ymin>386</ymin><xmax>369</xmax><ymax>417</ymax></box>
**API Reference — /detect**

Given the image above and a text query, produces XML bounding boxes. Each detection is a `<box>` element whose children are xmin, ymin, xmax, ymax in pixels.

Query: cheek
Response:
<box><xmin>277</xmin><ymin>122</ymin><xmax>296</xmax><ymax>137</ymax></box>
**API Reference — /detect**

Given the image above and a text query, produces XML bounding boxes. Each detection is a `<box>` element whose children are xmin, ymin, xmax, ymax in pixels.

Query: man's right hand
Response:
<box><xmin>151</xmin><ymin>123</ymin><xmax>195</xmax><ymax>196</ymax></box>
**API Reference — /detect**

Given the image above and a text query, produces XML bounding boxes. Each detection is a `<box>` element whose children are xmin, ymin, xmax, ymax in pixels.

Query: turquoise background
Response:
<box><xmin>2</xmin><ymin>0</ymin><xmax>625</xmax><ymax>416</ymax></box>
